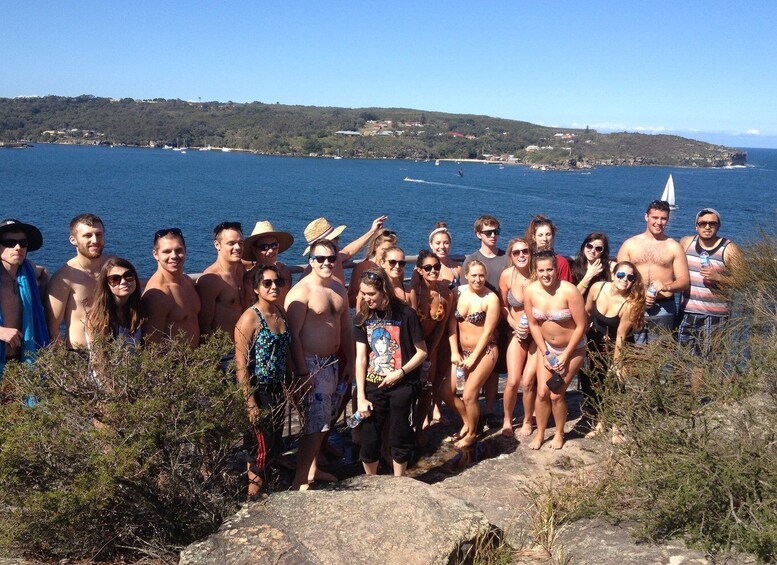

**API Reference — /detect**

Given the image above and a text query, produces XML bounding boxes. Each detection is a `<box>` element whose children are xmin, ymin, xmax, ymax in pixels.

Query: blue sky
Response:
<box><xmin>3</xmin><ymin>1</ymin><xmax>777</xmax><ymax>147</ymax></box>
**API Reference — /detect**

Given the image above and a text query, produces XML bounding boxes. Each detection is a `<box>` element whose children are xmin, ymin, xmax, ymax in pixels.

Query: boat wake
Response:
<box><xmin>403</xmin><ymin>177</ymin><xmax>505</xmax><ymax>195</ymax></box>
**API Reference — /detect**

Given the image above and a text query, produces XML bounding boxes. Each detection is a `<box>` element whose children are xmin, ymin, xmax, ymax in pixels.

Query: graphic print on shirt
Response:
<box><xmin>367</xmin><ymin>321</ymin><xmax>401</xmax><ymax>382</ymax></box>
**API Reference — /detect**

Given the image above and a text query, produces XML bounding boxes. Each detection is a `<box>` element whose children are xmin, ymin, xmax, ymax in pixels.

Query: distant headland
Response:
<box><xmin>0</xmin><ymin>95</ymin><xmax>746</xmax><ymax>169</ymax></box>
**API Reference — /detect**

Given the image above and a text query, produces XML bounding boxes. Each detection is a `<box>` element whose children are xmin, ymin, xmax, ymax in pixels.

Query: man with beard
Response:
<box><xmin>617</xmin><ymin>200</ymin><xmax>689</xmax><ymax>343</ymax></box>
<box><xmin>197</xmin><ymin>221</ymin><xmax>247</xmax><ymax>338</ymax></box>
<box><xmin>48</xmin><ymin>214</ymin><xmax>108</xmax><ymax>349</ymax></box>
<box><xmin>142</xmin><ymin>228</ymin><xmax>200</xmax><ymax>348</ymax></box>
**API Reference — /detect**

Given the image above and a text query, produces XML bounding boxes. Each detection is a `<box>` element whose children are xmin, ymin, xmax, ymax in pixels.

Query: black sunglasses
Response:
<box><xmin>256</xmin><ymin>241</ymin><xmax>280</xmax><ymax>251</ymax></box>
<box><xmin>420</xmin><ymin>263</ymin><xmax>442</xmax><ymax>272</ymax></box>
<box><xmin>0</xmin><ymin>237</ymin><xmax>28</xmax><ymax>248</ymax></box>
<box><xmin>585</xmin><ymin>243</ymin><xmax>604</xmax><ymax>252</ymax></box>
<box><xmin>697</xmin><ymin>221</ymin><xmax>719</xmax><ymax>228</ymax></box>
<box><xmin>260</xmin><ymin>277</ymin><xmax>286</xmax><ymax>289</ymax></box>
<box><xmin>361</xmin><ymin>271</ymin><xmax>383</xmax><ymax>286</ymax></box>
<box><xmin>616</xmin><ymin>271</ymin><xmax>636</xmax><ymax>282</ymax></box>
<box><xmin>511</xmin><ymin>248</ymin><xmax>530</xmax><ymax>256</ymax></box>
<box><xmin>154</xmin><ymin>227</ymin><xmax>183</xmax><ymax>242</ymax></box>
<box><xmin>107</xmin><ymin>272</ymin><xmax>137</xmax><ymax>287</ymax></box>
<box><xmin>480</xmin><ymin>228</ymin><xmax>501</xmax><ymax>237</ymax></box>
<box><xmin>310</xmin><ymin>254</ymin><xmax>337</xmax><ymax>264</ymax></box>
<box><xmin>387</xmin><ymin>259</ymin><xmax>407</xmax><ymax>268</ymax></box>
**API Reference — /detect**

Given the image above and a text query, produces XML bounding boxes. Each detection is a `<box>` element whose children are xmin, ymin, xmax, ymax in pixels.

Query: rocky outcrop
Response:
<box><xmin>179</xmin><ymin>475</ymin><xmax>491</xmax><ymax>565</ymax></box>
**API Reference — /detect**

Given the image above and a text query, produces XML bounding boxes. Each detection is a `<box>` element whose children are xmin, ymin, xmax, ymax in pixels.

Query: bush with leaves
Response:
<box><xmin>0</xmin><ymin>332</ymin><xmax>248</xmax><ymax>561</ymax></box>
<box><xmin>570</xmin><ymin>232</ymin><xmax>777</xmax><ymax>562</ymax></box>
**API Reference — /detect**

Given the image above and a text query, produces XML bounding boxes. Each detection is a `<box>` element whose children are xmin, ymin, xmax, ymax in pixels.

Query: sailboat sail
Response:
<box><xmin>660</xmin><ymin>174</ymin><xmax>678</xmax><ymax>209</ymax></box>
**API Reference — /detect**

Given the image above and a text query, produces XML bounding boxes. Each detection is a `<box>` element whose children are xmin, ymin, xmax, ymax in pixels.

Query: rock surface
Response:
<box><xmin>179</xmin><ymin>475</ymin><xmax>491</xmax><ymax>565</ymax></box>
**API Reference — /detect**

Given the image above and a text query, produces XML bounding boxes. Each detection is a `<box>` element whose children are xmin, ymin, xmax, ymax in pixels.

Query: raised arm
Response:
<box><xmin>340</xmin><ymin>215</ymin><xmax>388</xmax><ymax>260</ymax></box>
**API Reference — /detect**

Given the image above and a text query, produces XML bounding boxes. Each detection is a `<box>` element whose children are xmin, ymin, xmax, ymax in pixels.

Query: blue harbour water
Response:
<box><xmin>1</xmin><ymin>144</ymin><xmax>775</xmax><ymax>277</ymax></box>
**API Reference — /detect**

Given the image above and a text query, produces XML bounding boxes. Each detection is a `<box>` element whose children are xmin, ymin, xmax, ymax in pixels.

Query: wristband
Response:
<box><xmin>399</xmin><ymin>367</ymin><xmax>406</xmax><ymax>377</ymax></box>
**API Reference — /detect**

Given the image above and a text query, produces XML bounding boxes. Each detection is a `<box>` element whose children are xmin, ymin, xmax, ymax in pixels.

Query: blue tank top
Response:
<box><xmin>250</xmin><ymin>306</ymin><xmax>291</xmax><ymax>385</ymax></box>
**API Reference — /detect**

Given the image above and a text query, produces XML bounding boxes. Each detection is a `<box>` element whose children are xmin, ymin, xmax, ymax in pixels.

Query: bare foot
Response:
<box><xmin>528</xmin><ymin>435</ymin><xmax>543</xmax><ymax>450</ymax></box>
<box><xmin>517</xmin><ymin>421</ymin><xmax>533</xmax><ymax>437</ymax></box>
<box><xmin>611</xmin><ymin>425</ymin><xmax>627</xmax><ymax>445</ymax></box>
<box><xmin>550</xmin><ymin>434</ymin><xmax>565</xmax><ymax>450</ymax></box>
<box><xmin>294</xmin><ymin>482</ymin><xmax>311</xmax><ymax>491</ymax></box>
<box><xmin>501</xmin><ymin>422</ymin><xmax>514</xmax><ymax>437</ymax></box>
<box><xmin>309</xmin><ymin>468</ymin><xmax>338</xmax><ymax>483</ymax></box>
<box><xmin>585</xmin><ymin>421</ymin><xmax>605</xmax><ymax>439</ymax></box>
<box><xmin>454</xmin><ymin>434</ymin><xmax>477</xmax><ymax>449</ymax></box>
<box><xmin>247</xmin><ymin>473</ymin><xmax>263</xmax><ymax>498</ymax></box>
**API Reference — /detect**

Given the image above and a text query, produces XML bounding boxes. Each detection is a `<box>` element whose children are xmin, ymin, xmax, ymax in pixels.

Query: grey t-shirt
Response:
<box><xmin>459</xmin><ymin>248</ymin><xmax>506</xmax><ymax>293</ymax></box>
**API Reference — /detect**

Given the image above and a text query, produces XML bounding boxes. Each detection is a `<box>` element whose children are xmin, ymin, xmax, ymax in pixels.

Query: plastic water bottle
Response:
<box><xmin>545</xmin><ymin>350</ymin><xmax>559</xmax><ymax>370</ymax></box>
<box><xmin>455</xmin><ymin>366</ymin><xmax>466</xmax><ymax>392</ymax></box>
<box><xmin>346</xmin><ymin>410</ymin><xmax>367</xmax><ymax>428</ymax></box>
<box><xmin>421</xmin><ymin>360</ymin><xmax>432</xmax><ymax>389</ymax></box>
<box><xmin>647</xmin><ymin>282</ymin><xmax>658</xmax><ymax>299</ymax></box>
<box><xmin>519</xmin><ymin>314</ymin><xmax>529</xmax><ymax>339</ymax></box>
<box><xmin>699</xmin><ymin>251</ymin><xmax>710</xmax><ymax>269</ymax></box>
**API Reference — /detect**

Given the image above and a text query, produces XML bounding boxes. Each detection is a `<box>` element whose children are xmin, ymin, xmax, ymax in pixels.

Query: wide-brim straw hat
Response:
<box><xmin>0</xmin><ymin>218</ymin><xmax>43</xmax><ymax>252</ymax></box>
<box><xmin>303</xmin><ymin>217</ymin><xmax>347</xmax><ymax>255</ymax></box>
<box><xmin>243</xmin><ymin>220</ymin><xmax>294</xmax><ymax>261</ymax></box>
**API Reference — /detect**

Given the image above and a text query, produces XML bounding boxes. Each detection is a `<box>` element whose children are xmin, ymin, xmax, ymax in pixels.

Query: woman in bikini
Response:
<box><xmin>441</xmin><ymin>260</ymin><xmax>500</xmax><ymax>448</ymax></box>
<box><xmin>571</xmin><ymin>232</ymin><xmax>612</xmax><ymax>301</ymax></box>
<box><xmin>498</xmin><ymin>238</ymin><xmax>536</xmax><ymax>438</ymax></box>
<box><xmin>412</xmin><ymin>250</ymin><xmax>453</xmax><ymax>439</ymax></box>
<box><xmin>582</xmin><ymin>261</ymin><xmax>645</xmax><ymax>438</ymax></box>
<box><xmin>525</xmin><ymin>214</ymin><xmax>573</xmax><ymax>282</ymax></box>
<box><xmin>234</xmin><ymin>265</ymin><xmax>292</xmax><ymax>496</ymax></box>
<box><xmin>348</xmin><ymin>228</ymin><xmax>398</xmax><ymax>307</ymax></box>
<box><xmin>379</xmin><ymin>246</ymin><xmax>416</xmax><ymax>307</ymax></box>
<box><xmin>524</xmin><ymin>251</ymin><xmax>588</xmax><ymax>450</ymax></box>
<box><xmin>428</xmin><ymin>221</ymin><xmax>461</xmax><ymax>287</ymax></box>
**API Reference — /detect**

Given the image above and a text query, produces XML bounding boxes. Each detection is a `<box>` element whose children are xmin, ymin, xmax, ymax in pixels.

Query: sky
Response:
<box><xmin>3</xmin><ymin>1</ymin><xmax>777</xmax><ymax>148</ymax></box>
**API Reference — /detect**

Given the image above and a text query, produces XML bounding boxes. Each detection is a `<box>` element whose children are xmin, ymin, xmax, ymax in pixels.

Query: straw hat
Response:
<box><xmin>243</xmin><ymin>221</ymin><xmax>294</xmax><ymax>261</ymax></box>
<box><xmin>303</xmin><ymin>217</ymin><xmax>347</xmax><ymax>255</ymax></box>
<box><xmin>0</xmin><ymin>218</ymin><xmax>43</xmax><ymax>252</ymax></box>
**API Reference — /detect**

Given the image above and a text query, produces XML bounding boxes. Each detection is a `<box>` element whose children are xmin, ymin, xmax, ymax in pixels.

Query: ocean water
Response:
<box><xmin>1</xmin><ymin>144</ymin><xmax>775</xmax><ymax>277</ymax></box>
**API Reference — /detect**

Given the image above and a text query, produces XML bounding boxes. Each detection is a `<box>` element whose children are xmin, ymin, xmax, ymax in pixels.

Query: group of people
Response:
<box><xmin>0</xmin><ymin>200</ymin><xmax>739</xmax><ymax>491</ymax></box>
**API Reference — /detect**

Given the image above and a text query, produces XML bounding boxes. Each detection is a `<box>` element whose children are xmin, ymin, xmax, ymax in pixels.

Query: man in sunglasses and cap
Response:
<box><xmin>285</xmin><ymin>238</ymin><xmax>354</xmax><ymax>490</ymax></box>
<box><xmin>0</xmin><ymin>219</ymin><xmax>50</xmax><ymax>376</ymax></box>
<box><xmin>243</xmin><ymin>221</ymin><xmax>295</xmax><ymax>304</ymax></box>
<box><xmin>47</xmin><ymin>213</ymin><xmax>108</xmax><ymax>349</ymax></box>
<box><xmin>678</xmin><ymin>209</ymin><xmax>741</xmax><ymax>372</ymax></box>
<box><xmin>197</xmin><ymin>221</ymin><xmax>247</xmax><ymax>338</ymax></box>
<box><xmin>142</xmin><ymin>228</ymin><xmax>200</xmax><ymax>349</ymax></box>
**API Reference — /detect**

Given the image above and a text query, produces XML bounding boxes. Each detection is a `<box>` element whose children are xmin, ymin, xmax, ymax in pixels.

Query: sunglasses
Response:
<box><xmin>511</xmin><ymin>248</ymin><xmax>530</xmax><ymax>256</ymax></box>
<box><xmin>387</xmin><ymin>259</ymin><xmax>406</xmax><ymax>268</ymax></box>
<box><xmin>154</xmin><ymin>227</ymin><xmax>183</xmax><ymax>242</ymax></box>
<box><xmin>310</xmin><ymin>254</ymin><xmax>337</xmax><ymax>264</ymax></box>
<box><xmin>480</xmin><ymin>228</ymin><xmax>501</xmax><ymax>237</ymax></box>
<box><xmin>0</xmin><ymin>238</ymin><xmax>28</xmax><ymax>248</ymax></box>
<box><xmin>585</xmin><ymin>243</ymin><xmax>604</xmax><ymax>252</ymax></box>
<box><xmin>615</xmin><ymin>271</ymin><xmax>636</xmax><ymax>282</ymax></box>
<box><xmin>420</xmin><ymin>263</ymin><xmax>442</xmax><ymax>272</ymax></box>
<box><xmin>260</xmin><ymin>277</ymin><xmax>286</xmax><ymax>289</ymax></box>
<box><xmin>697</xmin><ymin>221</ymin><xmax>719</xmax><ymax>228</ymax></box>
<box><xmin>256</xmin><ymin>241</ymin><xmax>280</xmax><ymax>251</ymax></box>
<box><xmin>107</xmin><ymin>272</ymin><xmax>137</xmax><ymax>287</ymax></box>
<box><xmin>361</xmin><ymin>271</ymin><xmax>383</xmax><ymax>285</ymax></box>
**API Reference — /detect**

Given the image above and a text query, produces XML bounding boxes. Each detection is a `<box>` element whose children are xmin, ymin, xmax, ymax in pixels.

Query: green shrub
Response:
<box><xmin>574</xmin><ymin>233</ymin><xmax>777</xmax><ymax>562</ymax></box>
<box><xmin>0</xmin><ymin>332</ymin><xmax>248</xmax><ymax>561</ymax></box>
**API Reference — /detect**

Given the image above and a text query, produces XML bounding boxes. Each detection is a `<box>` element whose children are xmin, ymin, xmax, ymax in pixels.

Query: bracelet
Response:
<box><xmin>399</xmin><ymin>367</ymin><xmax>406</xmax><ymax>377</ymax></box>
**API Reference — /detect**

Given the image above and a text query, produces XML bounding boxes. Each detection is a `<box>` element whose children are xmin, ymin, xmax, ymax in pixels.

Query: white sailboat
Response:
<box><xmin>660</xmin><ymin>174</ymin><xmax>678</xmax><ymax>210</ymax></box>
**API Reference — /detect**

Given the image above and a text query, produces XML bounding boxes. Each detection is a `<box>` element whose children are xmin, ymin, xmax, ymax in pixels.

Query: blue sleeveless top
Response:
<box><xmin>250</xmin><ymin>306</ymin><xmax>291</xmax><ymax>385</ymax></box>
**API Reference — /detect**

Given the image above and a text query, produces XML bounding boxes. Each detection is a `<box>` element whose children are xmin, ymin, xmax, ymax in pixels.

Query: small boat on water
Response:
<box><xmin>404</xmin><ymin>177</ymin><xmax>424</xmax><ymax>183</ymax></box>
<box><xmin>435</xmin><ymin>159</ymin><xmax>440</xmax><ymax>166</ymax></box>
<box><xmin>660</xmin><ymin>174</ymin><xmax>678</xmax><ymax>210</ymax></box>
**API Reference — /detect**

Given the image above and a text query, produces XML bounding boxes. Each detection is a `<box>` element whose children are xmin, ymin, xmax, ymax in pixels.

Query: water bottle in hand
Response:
<box><xmin>455</xmin><ymin>366</ymin><xmax>466</xmax><ymax>392</ymax></box>
<box><xmin>347</xmin><ymin>409</ymin><xmax>368</xmax><ymax>428</ymax></box>
<box><xmin>699</xmin><ymin>251</ymin><xmax>710</xmax><ymax>269</ymax></box>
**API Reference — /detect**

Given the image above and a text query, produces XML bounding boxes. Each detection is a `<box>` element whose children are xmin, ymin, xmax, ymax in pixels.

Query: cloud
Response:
<box><xmin>745</xmin><ymin>128</ymin><xmax>760</xmax><ymax>135</ymax></box>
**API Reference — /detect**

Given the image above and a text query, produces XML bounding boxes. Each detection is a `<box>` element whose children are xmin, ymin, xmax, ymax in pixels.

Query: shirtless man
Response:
<box><xmin>0</xmin><ymin>219</ymin><xmax>50</xmax><ymax>376</ymax></box>
<box><xmin>47</xmin><ymin>214</ymin><xmax>108</xmax><ymax>349</ymax></box>
<box><xmin>142</xmin><ymin>228</ymin><xmax>200</xmax><ymax>348</ymax></box>
<box><xmin>243</xmin><ymin>221</ymin><xmax>294</xmax><ymax>305</ymax></box>
<box><xmin>617</xmin><ymin>200</ymin><xmax>689</xmax><ymax>344</ymax></box>
<box><xmin>197</xmin><ymin>221</ymin><xmax>246</xmax><ymax>338</ymax></box>
<box><xmin>285</xmin><ymin>239</ymin><xmax>354</xmax><ymax>490</ymax></box>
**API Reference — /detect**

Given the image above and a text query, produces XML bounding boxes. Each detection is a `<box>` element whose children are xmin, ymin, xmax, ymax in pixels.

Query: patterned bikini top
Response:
<box><xmin>532</xmin><ymin>307</ymin><xmax>572</xmax><ymax>322</ymax></box>
<box><xmin>454</xmin><ymin>309</ymin><xmax>486</xmax><ymax>325</ymax></box>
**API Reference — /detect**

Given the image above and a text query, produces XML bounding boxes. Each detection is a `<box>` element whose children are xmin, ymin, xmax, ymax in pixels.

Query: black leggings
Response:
<box><xmin>360</xmin><ymin>381</ymin><xmax>417</xmax><ymax>464</ymax></box>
